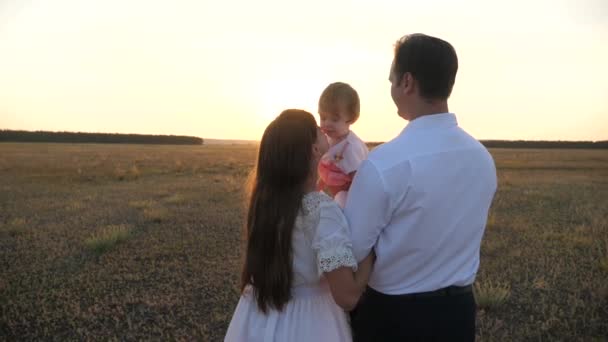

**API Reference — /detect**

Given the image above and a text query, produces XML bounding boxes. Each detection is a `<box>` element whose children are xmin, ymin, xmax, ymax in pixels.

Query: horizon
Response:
<box><xmin>2</xmin><ymin>128</ymin><xmax>608</xmax><ymax>143</ymax></box>
<box><xmin>1</xmin><ymin>0</ymin><xmax>607</xmax><ymax>142</ymax></box>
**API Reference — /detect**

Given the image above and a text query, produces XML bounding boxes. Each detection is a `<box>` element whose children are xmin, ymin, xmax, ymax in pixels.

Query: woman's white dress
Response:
<box><xmin>224</xmin><ymin>192</ymin><xmax>358</xmax><ymax>342</ymax></box>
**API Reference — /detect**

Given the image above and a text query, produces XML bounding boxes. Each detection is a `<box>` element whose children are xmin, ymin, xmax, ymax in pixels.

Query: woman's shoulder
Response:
<box><xmin>296</xmin><ymin>192</ymin><xmax>335</xmax><ymax>239</ymax></box>
<box><xmin>301</xmin><ymin>191</ymin><xmax>334</xmax><ymax>215</ymax></box>
<box><xmin>298</xmin><ymin>192</ymin><xmax>346</xmax><ymax>245</ymax></box>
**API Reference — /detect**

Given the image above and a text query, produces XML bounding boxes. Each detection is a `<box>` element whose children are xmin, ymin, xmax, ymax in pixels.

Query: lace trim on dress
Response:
<box><xmin>318</xmin><ymin>246</ymin><xmax>358</xmax><ymax>273</ymax></box>
<box><xmin>301</xmin><ymin>191</ymin><xmax>332</xmax><ymax>215</ymax></box>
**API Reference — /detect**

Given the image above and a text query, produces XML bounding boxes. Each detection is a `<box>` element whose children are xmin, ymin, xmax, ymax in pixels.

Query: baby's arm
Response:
<box><xmin>327</xmin><ymin>170</ymin><xmax>356</xmax><ymax>201</ymax></box>
<box><xmin>318</xmin><ymin>159</ymin><xmax>353</xmax><ymax>196</ymax></box>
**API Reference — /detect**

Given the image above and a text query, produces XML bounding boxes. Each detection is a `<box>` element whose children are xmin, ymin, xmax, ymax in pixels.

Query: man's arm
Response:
<box><xmin>344</xmin><ymin>159</ymin><xmax>390</xmax><ymax>261</ymax></box>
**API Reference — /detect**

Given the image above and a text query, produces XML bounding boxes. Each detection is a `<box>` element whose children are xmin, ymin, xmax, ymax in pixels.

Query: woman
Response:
<box><xmin>225</xmin><ymin>109</ymin><xmax>374</xmax><ymax>341</ymax></box>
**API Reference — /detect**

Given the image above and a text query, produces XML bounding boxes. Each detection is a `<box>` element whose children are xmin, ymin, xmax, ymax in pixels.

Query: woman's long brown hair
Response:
<box><xmin>241</xmin><ymin>109</ymin><xmax>318</xmax><ymax>313</ymax></box>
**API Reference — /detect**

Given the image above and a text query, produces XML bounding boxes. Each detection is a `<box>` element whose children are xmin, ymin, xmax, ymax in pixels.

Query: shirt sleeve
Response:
<box><xmin>343</xmin><ymin>159</ymin><xmax>391</xmax><ymax>261</ymax></box>
<box><xmin>312</xmin><ymin>201</ymin><xmax>358</xmax><ymax>274</ymax></box>
<box><xmin>339</xmin><ymin>137</ymin><xmax>369</xmax><ymax>174</ymax></box>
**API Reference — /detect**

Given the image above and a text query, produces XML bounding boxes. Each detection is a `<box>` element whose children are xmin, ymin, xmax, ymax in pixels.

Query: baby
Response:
<box><xmin>317</xmin><ymin>82</ymin><xmax>369</xmax><ymax>208</ymax></box>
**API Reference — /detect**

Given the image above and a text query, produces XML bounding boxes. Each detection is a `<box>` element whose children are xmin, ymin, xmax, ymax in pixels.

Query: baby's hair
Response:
<box><xmin>318</xmin><ymin>82</ymin><xmax>360</xmax><ymax>123</ymax></box>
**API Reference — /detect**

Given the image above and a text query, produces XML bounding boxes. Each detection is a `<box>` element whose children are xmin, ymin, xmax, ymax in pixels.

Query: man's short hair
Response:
<box><xmin>393</xmin><ymin>33</ymin><xmax>458</xmax><ymax>100</ymax></box>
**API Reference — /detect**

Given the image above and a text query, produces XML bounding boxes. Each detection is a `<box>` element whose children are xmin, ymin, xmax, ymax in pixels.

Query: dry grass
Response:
<box><xmin>600</xmin><ymin>241</ymin><xmax>608</xmax><ymax>273</ymax></box>
<box><xmin>128</xmin><ymin>199</ymin><xmax>155</xmax><ymax>209</ymax></box>
<box><xmin>474</xmin><ymin>281</ymin><xmax>511</xmax><ymax>311</ymax></box>
<box><xmin>0</xmin><ymin>143</ymin><xmax>606</xmax><ymax>340</ymax></box>
<box><xmin>142</xmin><ymin>207</ymin><xmax>170</xmax><ymax>223</ymax></box>
<box><xmin>113</xmin><ymin>164</ymin><xmax>141</xmax><ymax>181</ymax></box>
<box><xmin>0</xmin><ymin>217</ymin><xmax>28</xmax><ymax>236</ymax></box>
<box><xmin>85</xmin><ymin>224</ymin><xmax>132</xmax><ymax>254</ymax></box>
<box><xmin>164</xmin><ymin>193</ymin><xmax>186</xmax><ymax>205</ymax></box>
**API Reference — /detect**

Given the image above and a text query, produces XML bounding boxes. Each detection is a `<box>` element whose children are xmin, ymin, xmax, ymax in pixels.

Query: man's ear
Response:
<box><xmin>401</xmin><ymin>72</ymin><xmax>414</xmax><ymax>94</ymax></box>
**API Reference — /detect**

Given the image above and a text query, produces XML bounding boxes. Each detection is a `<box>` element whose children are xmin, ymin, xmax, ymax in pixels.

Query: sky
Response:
<box><xmin>0</xmin><ymin>0</ymin><xmax>607</xmax><ymax>142</ymax></box>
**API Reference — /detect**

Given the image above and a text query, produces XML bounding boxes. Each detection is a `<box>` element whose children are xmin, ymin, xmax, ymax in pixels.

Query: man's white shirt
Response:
<box><xmin>344</xmin><ymin>113</ymin><xmax>497</xmax><ymax>295</ymax></box>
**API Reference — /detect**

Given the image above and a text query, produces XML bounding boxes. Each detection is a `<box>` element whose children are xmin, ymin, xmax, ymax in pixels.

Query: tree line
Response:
<box><xmin>1</xmin><ymin>130</ymin><xmax>606</xmax><ymax>149</ymax></box>
<box><xmin>479</xmin><ymin>140</ymin><xmax>608</xmax><ymax>149</ymax></box>
<box><xmin>0</xmin><ymin>130</ymin><xmax>203</xmax><ymax>145</ymax></box>
<box><xmin>366</xmin><ymin>140</ymin><xmax>608</xmax><ymax>149</ymax></box>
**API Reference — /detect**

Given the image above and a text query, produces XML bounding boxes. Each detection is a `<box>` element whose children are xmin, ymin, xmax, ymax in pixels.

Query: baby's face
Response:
<box><xmin>319</xmin><ymin>108</ymin><xmax>350</xmax><ymax>141</ymax></box>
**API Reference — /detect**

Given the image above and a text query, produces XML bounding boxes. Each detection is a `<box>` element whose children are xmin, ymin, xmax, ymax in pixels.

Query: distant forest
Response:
<box><xmin>1</xmin><ymin>130</ymin><xmax>606</xmax><ymax>149</ymax></box>
<box><xmin>366</xmin><ymin>140</ymin><xmax>608</xmax><ymax>149</ymax></box>
<box><xmin>479</xmin><ymin>140</ymin><xmax>608</xmax><ymax>149</ymax></box>
<box><xmin>0</xmin><ymin>130</ymin><xmax>203</xmax><ymax>145</ymax></box>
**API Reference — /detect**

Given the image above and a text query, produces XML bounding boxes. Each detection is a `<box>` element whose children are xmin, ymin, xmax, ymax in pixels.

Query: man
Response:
<box><xmin>345</xmin><ymin>33</ymin><xmax>497</xmax><ymax>341</ymax></box>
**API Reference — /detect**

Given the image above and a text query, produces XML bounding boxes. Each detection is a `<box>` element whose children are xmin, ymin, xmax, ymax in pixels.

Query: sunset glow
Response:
<box><xmin>1</xmin><ymin>0</ymin><xmax>607</xmax><ymax>142</ymax></box>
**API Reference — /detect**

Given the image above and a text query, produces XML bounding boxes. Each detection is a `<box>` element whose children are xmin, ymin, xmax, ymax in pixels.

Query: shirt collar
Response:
<box><xmin>328</xmin><ymin>130</ymin><xmax>351</xmax><ymax>147</ymax></box>
<box><xmin>400</xmin><ymin>113</ymin><xmax>458</xmax><ymax>136</ymax></box>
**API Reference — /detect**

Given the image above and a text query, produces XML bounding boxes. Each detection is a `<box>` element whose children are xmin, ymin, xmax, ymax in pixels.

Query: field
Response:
<box><xmin>1</xmin><ymin>143</ymin><xmax>607</xmax><ymax>341</ymax></box>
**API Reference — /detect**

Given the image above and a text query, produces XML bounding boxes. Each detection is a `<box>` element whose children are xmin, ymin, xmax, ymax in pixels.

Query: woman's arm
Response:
<box><xmin>313</xmin><ymin>198</ymin><xmax>374</xmax><ymax>311</ymax></box>
<box><xmin>324</xmin><ymin>251</ymin><xmax>374</xmax><ymax>311</ymax></box>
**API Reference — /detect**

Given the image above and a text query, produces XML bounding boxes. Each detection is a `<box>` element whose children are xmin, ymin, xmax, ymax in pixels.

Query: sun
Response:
<box><xmin>242</xmin><ymin>47</ymin><xmax>338</xmax><ymax>133</ymax></box>
<box><xmin>253</xmin><ymin>78</ymin><xmax>325</xmax><ymax>125</ymax></box>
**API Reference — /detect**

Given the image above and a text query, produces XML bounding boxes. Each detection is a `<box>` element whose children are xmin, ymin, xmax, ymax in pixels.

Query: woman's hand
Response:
<box><xmin>325</xmin><ymin>250</ymin><xmax>375</xmax><ymax>311</ymax></box>
<box><xmin>355</xmin><ymin>250</ymin><xmax>375</xmax><ymax>290</ymax></box>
